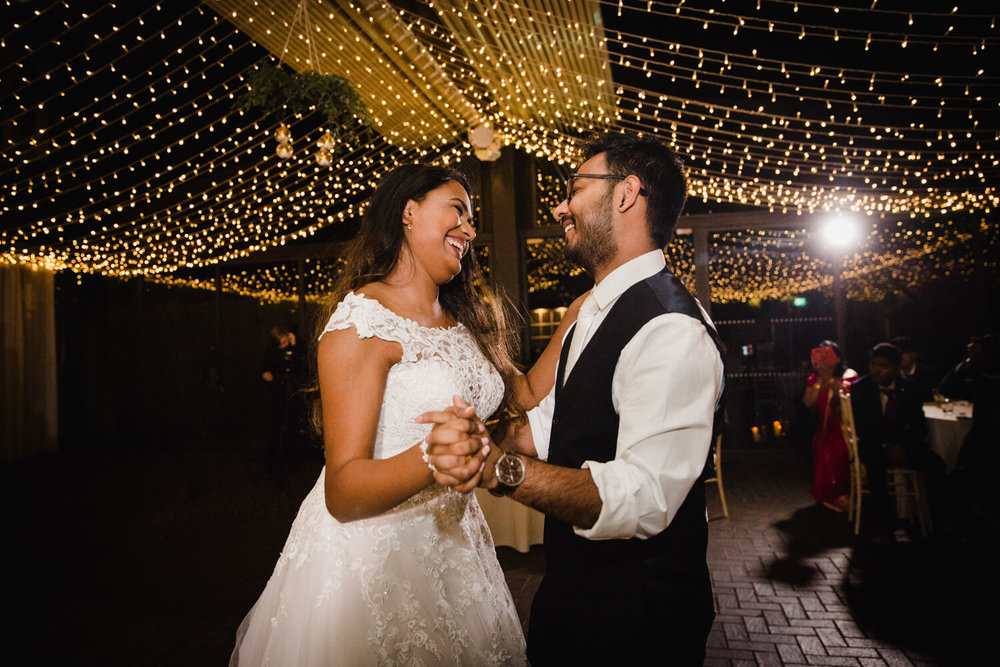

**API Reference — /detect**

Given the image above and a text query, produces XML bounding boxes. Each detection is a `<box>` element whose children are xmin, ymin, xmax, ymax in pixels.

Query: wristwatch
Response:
<box><xmin>488</xmin><ymin>450</ymin><xmax>526</xmax><ymax>497</ymax></box>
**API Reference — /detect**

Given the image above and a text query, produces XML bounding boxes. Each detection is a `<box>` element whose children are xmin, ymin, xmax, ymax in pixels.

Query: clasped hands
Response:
<box><xmin>416</xmin><ymin>396</ymin><xmax>497</xmax><ymax>493</ymax></box>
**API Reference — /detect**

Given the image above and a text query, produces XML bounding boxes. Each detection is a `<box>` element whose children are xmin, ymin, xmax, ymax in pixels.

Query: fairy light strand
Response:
<box><xmin>1</xmin><ymin>0</ymin><xmax>996</xmax><ymax>291</ymax></box>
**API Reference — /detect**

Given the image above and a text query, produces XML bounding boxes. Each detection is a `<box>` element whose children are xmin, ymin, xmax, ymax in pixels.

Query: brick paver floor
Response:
<box><xmin>4</xmin><ymin>444</ymin><xmax>990</xmax><ymax>665</ymax></box>
<box><xmin>701</xmin><ymin>448</ymin><xmax>990</xmax><ymax>667</ymax></box>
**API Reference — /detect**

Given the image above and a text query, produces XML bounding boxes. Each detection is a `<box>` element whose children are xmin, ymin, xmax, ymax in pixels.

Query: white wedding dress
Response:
<box><xmin>231</xmin><ymin>292</ymin><xmax>527</xmax><ymax>666</ymax></box>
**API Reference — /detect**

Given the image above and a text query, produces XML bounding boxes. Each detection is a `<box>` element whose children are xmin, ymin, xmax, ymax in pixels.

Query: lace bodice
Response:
<box><xmin>319</xmin><ymin>291</ymin><xmax>505</xmax><ymax>461</ymax></box>
<box><xmin>231</xmin><ymin>293</ymin><xmax>525</xmax><ymax>666</ymax></box>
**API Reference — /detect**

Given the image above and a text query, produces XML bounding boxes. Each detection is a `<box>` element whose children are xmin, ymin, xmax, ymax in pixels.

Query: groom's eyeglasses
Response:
<box><xmin>565</xmin><ymin>173</ymin><xmax>650</xmax><ymax>203</ymax></box>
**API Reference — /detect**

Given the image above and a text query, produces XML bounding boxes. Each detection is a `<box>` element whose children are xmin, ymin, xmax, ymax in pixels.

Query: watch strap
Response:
<box><xmin>488</xmin><ymin>481</ymin><xmax>515</xmax><ymax>497</ymax></box>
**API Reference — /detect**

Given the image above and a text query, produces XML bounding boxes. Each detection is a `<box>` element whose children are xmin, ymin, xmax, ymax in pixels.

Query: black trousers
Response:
<box><xmin>861</xmin><ymin>446</ymin><xmax>946</xmax><ymax>533</ymax></box>
<box><xmin>527</xmin><ymin>572</ymin><xmax>715</xmax><ymax>666</ymax></box>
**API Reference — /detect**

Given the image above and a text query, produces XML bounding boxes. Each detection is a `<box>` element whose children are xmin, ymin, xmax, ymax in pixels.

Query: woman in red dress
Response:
<box><xmin>802</xmin><ymin>340</ymin><xmax>858</xmax><ymax>512</ymax></box>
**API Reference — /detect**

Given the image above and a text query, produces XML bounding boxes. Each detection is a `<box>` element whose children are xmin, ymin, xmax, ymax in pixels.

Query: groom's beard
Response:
<box><xmin>563</xmin><ymin>189</ymin><xmax>617</xmax><ymax>273</ymax></box>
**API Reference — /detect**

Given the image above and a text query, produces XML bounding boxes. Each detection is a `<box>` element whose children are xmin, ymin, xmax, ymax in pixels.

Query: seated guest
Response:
<box><xmin>949</xmin><ymin>335</ymin><xmax>1000</xmax><ymax>540</ymax></box>
<box><xmin>937</xmin><ymin>334</ymin><xmax>994</xmax><ymax>402</ymax></box>
<box><xmin>955</xmin><ymin>334</ymin><xmax>1000</xmax><ymax>472</ymax></box>
<box><xmin>890</xmin><ymin>335</ymin><xmax>936</xmax><ymax>401</ymax></box>
<box><xmin>851</xmin><ymin>343</ymin><xmax>942</xmax><ymax>540</ymax></box>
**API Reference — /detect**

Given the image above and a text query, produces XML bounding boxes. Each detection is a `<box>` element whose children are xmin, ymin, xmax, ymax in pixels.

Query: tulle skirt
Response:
<box><xmin>230</xmin><ymin>469</ymin><xmax>527</xmax><ymax>666</ymax></box>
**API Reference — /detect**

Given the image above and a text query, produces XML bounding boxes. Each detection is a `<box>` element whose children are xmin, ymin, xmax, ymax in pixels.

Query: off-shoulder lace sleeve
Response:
<box><xmin>318</xmin><ymin>292</ymin><xmax>419</xmax><ymax>362</ymax></box>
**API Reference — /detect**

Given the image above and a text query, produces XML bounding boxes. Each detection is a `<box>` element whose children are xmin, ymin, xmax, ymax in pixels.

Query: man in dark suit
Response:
<box><xmin>851</xmin><ymin>342</ymin><xmax>941</xmax><ymax>540</ymax></box>
<box><xmin>890</xmin><ymin>335</ymin><xmax>937</xmax><ymax>401</ymax></box>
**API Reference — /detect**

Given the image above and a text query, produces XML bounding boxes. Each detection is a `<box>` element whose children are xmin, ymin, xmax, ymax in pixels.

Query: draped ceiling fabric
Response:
<box><xmin>203</xmin><ymin>0</ymin><xmax>617</xmax><ymax>160</ymax></box>
<box><xmin>1</xmin><ymin>0</ymin><xmax>997</xmax><ymax>301</ymax></box>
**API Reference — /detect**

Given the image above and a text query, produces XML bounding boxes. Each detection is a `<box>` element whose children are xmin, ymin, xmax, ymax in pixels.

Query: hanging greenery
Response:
<box><xmin>236</xmin><ymin>59</ymin><xmax>372</xmax><ymax>142</ymax></box>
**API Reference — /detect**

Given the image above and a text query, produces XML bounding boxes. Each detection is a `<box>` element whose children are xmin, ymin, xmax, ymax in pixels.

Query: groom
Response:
<box><xmin>426</xmin><ymin>131</ymin><xmax>725</xmax><ymax>665</ymax></box>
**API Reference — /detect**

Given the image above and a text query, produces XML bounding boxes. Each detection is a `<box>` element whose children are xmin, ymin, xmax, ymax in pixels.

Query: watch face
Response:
<box><xmin>497</xmin><ymin>452</ymin><xmax>525</xmax><ymax>486</ymax></box>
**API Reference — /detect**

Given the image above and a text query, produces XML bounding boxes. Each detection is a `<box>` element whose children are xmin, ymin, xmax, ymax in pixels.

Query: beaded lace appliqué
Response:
<box><xmin>319</xmin><ymin>291</ymin><xmax>505</xmax><ymax>460</ymax></box>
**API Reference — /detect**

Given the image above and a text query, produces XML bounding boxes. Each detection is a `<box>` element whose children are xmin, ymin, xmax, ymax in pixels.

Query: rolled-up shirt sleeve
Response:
<box><xmin>525</xmin><ymin>324</ymin><xmax>575</xmax><ymax>462</ymax></box>
<box><xmin>574</xmin><ymin>313</ymin><xmax>724</xmax><ymax>540</ymax></box>
<box><xmin>526</xmin><ymin>387</ymin><xmax>554</xmax><ymax>461</ymax></box>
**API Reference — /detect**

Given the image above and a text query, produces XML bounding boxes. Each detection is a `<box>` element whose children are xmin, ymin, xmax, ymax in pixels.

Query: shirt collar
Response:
<box><xmin>591</xmin><ymin>250</ymin><xmax>666</xmax><ymax>312</ymax></box>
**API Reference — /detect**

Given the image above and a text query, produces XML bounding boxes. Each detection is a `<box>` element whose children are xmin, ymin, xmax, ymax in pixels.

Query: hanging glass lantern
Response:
<box><xmin>274</xmin><ymin>122</ymin><xmax>292</xmax><ymax>144</ymax></box>
<box><xmin>276</xmin><ymin>142</ymin><xmax>294</xmax><ymax>159</ymax></box>
<box><xmin>317</xmin><ymin>130</ymin><xmax>334</xmax><ymax>151</ymax></box>
<box><xmin>315</xmin><ymin>148</ymin><xmax>332</xmax><ymax>167</ymax></box>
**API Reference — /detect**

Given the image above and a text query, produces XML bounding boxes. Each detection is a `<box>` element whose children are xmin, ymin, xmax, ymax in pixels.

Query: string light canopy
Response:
<box><xmin>232</xmin><ymin>0</ymin><xmax>374</xmax><ymax>165</ymax></box>
<box><xmin>522</xmin><ymin>213</ymin><xmax>996</xmax><ymax>305</ymax></box>
<box><xmin>0</xmin><ymin>0</ymin><xmax>996</xmax><ymax>302</ymax></box>
<box><xmin>0</xmin><ymin>0</ymin><xmax>468</xmax><ymax>278</ymax></box>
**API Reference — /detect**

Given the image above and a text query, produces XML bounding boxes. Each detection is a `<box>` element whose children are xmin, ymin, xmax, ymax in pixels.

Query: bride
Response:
<box><xmin>230</xmin><ymin>164</ymin><xmax>578</xmax><ymax>666</ymax></box>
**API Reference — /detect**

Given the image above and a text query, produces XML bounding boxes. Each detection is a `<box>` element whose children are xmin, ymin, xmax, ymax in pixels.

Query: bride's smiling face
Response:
<box><xmin>402</xmin><ymin>180</ymin><xmax>476</xmax><ymax>284</ymax></box>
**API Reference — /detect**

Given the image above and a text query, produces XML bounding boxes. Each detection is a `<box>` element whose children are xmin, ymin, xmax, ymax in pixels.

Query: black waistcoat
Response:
<box><xmin>545</xmin><ymin>267</ymin><xmax>725</xmax><ymax>590</ymax></box>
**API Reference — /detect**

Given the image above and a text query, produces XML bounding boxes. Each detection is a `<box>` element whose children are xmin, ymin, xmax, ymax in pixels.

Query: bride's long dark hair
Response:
<box><xmin>312</xmin><ymin>164</ymin><xmax>523</xmax><ymax>434</ymax></box>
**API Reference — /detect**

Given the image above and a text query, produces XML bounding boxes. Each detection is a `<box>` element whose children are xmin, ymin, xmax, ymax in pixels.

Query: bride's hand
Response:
<box><xmin>417</xmin><ymin>397</ymin><xmax>489</xmax><ymax>491</ymax></box>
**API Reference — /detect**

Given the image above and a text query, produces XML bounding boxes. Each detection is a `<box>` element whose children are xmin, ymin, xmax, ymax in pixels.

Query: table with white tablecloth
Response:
<box><xmin>922</xmin><ymin>403</ymin><xmax>973</xmax><ymax>473</ymax></box>
<box><xmin>475</xmin><ymin>488</ymin><xmax>545</xmax><ymax>552</ymax></box>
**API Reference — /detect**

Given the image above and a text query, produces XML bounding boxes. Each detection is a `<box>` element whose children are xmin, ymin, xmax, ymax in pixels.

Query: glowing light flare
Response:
<box><xmin>820</xmin><ymin>215</ymin><xmax>861</xmax><ymax>249</ymax></box>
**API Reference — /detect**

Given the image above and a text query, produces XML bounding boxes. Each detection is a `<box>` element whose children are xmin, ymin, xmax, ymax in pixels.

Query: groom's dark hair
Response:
<box><xmin>581</xmin><ymin>132</ymin><xmax>687</xmax><ymax>248</ymax></box>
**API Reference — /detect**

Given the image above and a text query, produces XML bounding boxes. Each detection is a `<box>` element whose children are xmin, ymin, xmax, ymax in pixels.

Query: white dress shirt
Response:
<box><xmin>527</xmin><ymin>250</ymin><xmax>724</xmax><ymax>541</ymax></box>
<box><xmin>879</xmin><ymin>379</ymin><xmax>897</xmax><ymax>414</ymax></box>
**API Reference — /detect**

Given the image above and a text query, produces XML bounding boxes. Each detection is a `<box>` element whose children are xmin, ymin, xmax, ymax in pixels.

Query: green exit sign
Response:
<box><xmin>793</xmin><ymin>297</ymin><xmax>807</xmax><ymax>307</ymax></box>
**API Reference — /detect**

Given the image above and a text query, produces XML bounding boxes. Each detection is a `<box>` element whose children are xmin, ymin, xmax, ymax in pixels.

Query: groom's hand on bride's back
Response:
<box><xmin>417</xmin><ymin>396</ymin><xmax>490</xmax><ymax>492</ymax></box>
